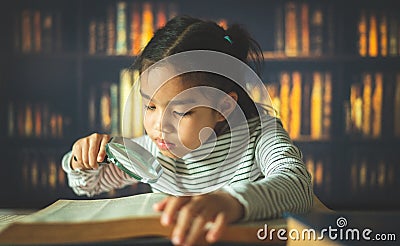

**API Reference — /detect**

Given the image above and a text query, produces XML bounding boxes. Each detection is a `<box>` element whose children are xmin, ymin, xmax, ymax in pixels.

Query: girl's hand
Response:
<box><xmin>71</xmin><ymin>133</ymin><xmax>110</xmax><ymax>170</ymax></box>
<box><xmin>153</xmin><ymin>192</ymin><xmax>244</xmax><ymax>246</ymax></box>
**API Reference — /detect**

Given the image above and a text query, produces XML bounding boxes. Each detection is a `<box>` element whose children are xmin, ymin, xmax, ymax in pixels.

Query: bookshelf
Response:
<box><xmin>1</xmin><ymin>0</ymin><xmax>399</xmax><ymax>210</ymax></box>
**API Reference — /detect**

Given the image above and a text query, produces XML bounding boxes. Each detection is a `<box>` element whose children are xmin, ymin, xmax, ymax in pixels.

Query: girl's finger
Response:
<box><xmin>184</xmin><ymin>212</ymin><xmax>211</xmax><ymax>246</ymax></box>
<box><xmin>162</xmin><ymin>196</ymin><xmax>190</xmax><ymax>226</ymax></box>
<box><xmin>153</xmin><ymin>197</ymin><xmax>170</xmax><ymax>211</ymax></box>
<box><xmin>206</xmin><ymin>212</ymin><xmax>227</xmax><ymax>243</ymax></box>
<box><xmin>97</xmin><ymin>135</ymin><xmax>110</xmax><ymax>162</ymax></box>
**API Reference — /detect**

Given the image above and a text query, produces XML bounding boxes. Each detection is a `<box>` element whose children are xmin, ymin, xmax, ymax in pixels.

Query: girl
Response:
<box><xmin>62</xmin><ymin>15</ymin><xmax>312</xmax><ymax>245</ymax></box>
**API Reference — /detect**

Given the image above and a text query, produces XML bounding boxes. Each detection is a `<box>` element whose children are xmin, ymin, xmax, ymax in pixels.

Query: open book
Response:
<box><xmin>0</xmin><ymin>193</ymin><xmax>286</xmax><ymax>245</ymax></box>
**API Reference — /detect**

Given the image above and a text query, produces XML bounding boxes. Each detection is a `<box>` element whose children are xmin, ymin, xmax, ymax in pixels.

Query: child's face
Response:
<box><xmin>141</xmin><ymin>76</ymin><xmax>224</xmax><ymax>159</ymax></box>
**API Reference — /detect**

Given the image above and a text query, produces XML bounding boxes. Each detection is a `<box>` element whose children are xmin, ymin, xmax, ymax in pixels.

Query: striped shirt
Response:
<box><xmin>62</xmin><ymin>115</ymin><xmax>313</xmax><ymax>221</ymax></box>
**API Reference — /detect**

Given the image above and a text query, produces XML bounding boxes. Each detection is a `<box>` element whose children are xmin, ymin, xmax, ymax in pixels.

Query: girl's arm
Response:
<box><xmin>61</xmin><ymin>150</ymin><xmax>137</xmax><ymax>197</ymax></box>
<box><xmin>61</xmin><ymin>134</ymin><xmax>153</xmax><ymax>197</ymax></box>
<box><xmin>223</xmin><ymin>119</ymin><xmax>313</xmax><ymax>221</ymax></box>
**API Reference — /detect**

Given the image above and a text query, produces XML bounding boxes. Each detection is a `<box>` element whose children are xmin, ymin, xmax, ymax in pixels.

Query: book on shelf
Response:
<box><xmin>18</xmin><ymin>8</ymin><xmax>62</xmax><ymax>53</ymax></box>
<box><xmin>266</xmin><ymin>71</ymin><xmax>332</xmax><ymax>140</ymax></box>
<box><xmin>0</xmin><ymin>193</ymin><xmax>287</xmax><ymax>245</ymax></box>
<box><xmin>116</xmin><ymin>1</ymin><xmax>128</xmax><ymax>55</ymax></box>
<box><xmin>358</xmin><ymin>9</ymin><xmax>399</xmax><ymax>57</ymax></box>
<box><xmin>347</xmin><ymin>72</ymin><xmax>387</xmax><ymax>138</ymax></box>
<box><xmin>395</xmin><ymin>73</ymin><xmax>400</xmax><ymax>137</ymax></box>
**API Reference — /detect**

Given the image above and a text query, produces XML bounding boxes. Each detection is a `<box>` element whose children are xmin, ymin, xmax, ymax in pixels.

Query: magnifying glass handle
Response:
<box><xmin>98</xmin><ymin>155</ymin><xmax>110</xmax><ymax>165</ymax></box>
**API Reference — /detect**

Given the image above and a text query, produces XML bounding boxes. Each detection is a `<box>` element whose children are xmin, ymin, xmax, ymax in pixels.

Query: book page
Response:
<box><xmin>20</xmin><ymin>193</ymin><xmax>168</xmax><ymax>223</ymax></box>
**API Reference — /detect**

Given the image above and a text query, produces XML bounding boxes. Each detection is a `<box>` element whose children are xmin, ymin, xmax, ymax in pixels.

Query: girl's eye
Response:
<box><xmin>174</xmin><ymin>111</ymin><xmax>192</xmax><ymax>117</ymax></box>
<box><xmin>145</xmin><ymin>105</ymin><xmax>156</xmax><ymax>111</ymax></box>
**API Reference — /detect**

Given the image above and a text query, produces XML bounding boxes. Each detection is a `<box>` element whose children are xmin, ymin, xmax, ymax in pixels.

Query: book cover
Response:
<box><xmin>141</xmin><ymin>2</ymin><xmax>154</xmax><ymax>52</ymax></box>
<box><xmin>368</xmin><ymin>12</ymin><xmax>378</xmax><ymax>57</ymax></box>
<box><xmin>379</xmin><ymin>11</ymin><xmax>388</xmax><ymax>56</ymax></box>
<box><xmin>371</xmin><ymin>73</ymin><xmax>383</xmax><ymax>138</ymax></box>
<box><xmin>289</xmin><ymin>71</ymin><xmax>301</xmax><ymax>139</ymax></box>
<box><xmin>310</xmin><ymin>72</ymin><xmax>323</xmax><ymax>139</ymax></box>
<box><xmin>106</xmin><ymin>3</ymin><xmax>116</xmax><ymax>55</ymax></box>
<box><xmin>279</xmin><ymin>71</ymin><xmax>291</xmax><ymax>132</ymax></box>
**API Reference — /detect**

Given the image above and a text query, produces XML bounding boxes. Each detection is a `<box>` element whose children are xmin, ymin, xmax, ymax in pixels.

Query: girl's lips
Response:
<box><xmin>156</xmin><ymin>139</ymin><xmax>175</xmax><ymax>151</ymax></box>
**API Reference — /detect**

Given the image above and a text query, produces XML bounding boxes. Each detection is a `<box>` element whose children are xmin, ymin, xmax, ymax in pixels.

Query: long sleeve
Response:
<box><xmin>223</xmin><ymin>120</ymin><xmax>313</xmax><ymax>221</ymax></box>
<box><xmin>61</xmin><ymin>143</ymin><xmax>142</xmax><ymax>197</ymax></box>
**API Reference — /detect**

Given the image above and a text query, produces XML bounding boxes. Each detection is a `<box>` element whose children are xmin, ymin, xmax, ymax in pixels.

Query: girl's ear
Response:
<box><xmin>216</xmin><ymin>92</ymin><xmax>238</xmax><ymax>122</ymax></box>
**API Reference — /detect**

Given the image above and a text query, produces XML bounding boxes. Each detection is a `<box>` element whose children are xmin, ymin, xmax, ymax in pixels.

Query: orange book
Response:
<box><xmin>156</xmin><ymin>2</ymin><xmax>167</xmax><ymax>29</ymax></box>
<box><xmin>310</xmin><ymin>72</ymin><xmax>323</xmax><ymax>139</ymax></box>
<box><xmin>130</xmin><ymin>2</ymin><xmax>141</xmax><ymax>56</ymax></box>
<box><xmin>106</xmin><ymin>4</ymin><xmax>116</xmax><ymax>55</ymax></box>
<box><xmin>362</xmin><ymin>73</ymin><xmax>372</xmax><ymax>136</ymax></box>
<box><xmin>300</xmin><ymin>3</ymin><xmax>309</xmax><ymax>55</ymax></box>
<box><xmin>358</xmin><ymin>10</ymin><xmax>368</xmax><ymax>57</ymax></box>
<box><xmin>372</xmin><ymin>73</ymin><xmax>383</xmax><ymax>138</ymax></box>
<box><xmin>25</xmin><ymin>103</ymin><xmax>33</xmax><ymax>137</ymax></box>
<box><xmin>368</xmin><ymin>13</ymin><xmax>378</xmax><ymax>57</ymax></box>
<box><xmin>141</xmin><ymin>2</ymin><xmax>154</xmax><ymax>51</ymax></box>
<box><xmin>289</xmin><ymin>71</ymin><xmax>301</xmax><ymax>139</ymax></box>
<box><xmin>21</xmin><ymin>10</ymin><xmax>32</xmax><ymax>53</ymax></box>
<box><xmin>33</xmin><ymin>10</ymin><xmax>41</xmax><ymax>52</ymax></box>
<box><xmin>379</xmin><ymin>12</ymin><xmax>388</xmax><ymax>56</ymax></box>
<box><xmin>284</xmin><ymin>2</ymin><xmax>297</xmax><ymax>56</ymax></box>
<box><xmin>279</xmin><ymin>72</ymin><xmax>291</xmax><ymax>132</ymax></box>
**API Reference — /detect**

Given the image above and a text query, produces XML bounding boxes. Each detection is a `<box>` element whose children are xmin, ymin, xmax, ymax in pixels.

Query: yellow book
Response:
<box><xmin>358</xmin><ymin>10</ymin><xmax>367</xmax><ymax>57</ymax></box>
<box><xmin>280</xmin><ymin>72</ymin><xmax>291</xmax><ymax>132</ymax></box>
<box><xmin>24</xmin><ymin>103</ymin><xmax>33</xmax><ymax>137</ymax></box>
<box><xmin>362</xmin><ymin>73</ymin><xmax>372</xmax><ymax>137</ymax></box>
<box><xmin>310</xmin><ymin>72</ymin><xmax>323</xmax><ymax>139</ymax></box>
<box><xmin>368</xmin><ymin>13</ymin><xmax>378</xmax><ymax>57</ymax></box>
<box><xmin>132</xmin><ymin>69</ymin><xmax>144</xmax><ymax>138</ymax></box>
<box><xmin>130</xmin><ymin>2</ymin><xmax>141</xmax><ymax>56</ymax></box>
<box><xmin>119</xmin><ymin>69</ymin><xmax>134</xmax><ymax>137</ymax></box>
<box><xmin>372</xmin><ymin>73</ymin><xmax>383</xmax><ymax>138</ymax></box>
<box><xmin>289</xmin><ymin>71</ymin><xmax>301</xmax><ymax>139</ymax></box>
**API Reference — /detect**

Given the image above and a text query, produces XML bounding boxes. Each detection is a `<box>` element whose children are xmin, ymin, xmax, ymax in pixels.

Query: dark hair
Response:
<box><xmin>133</xmin><ymin>15</ymin><xmax>264</xmax><ymax>121</ymax></box>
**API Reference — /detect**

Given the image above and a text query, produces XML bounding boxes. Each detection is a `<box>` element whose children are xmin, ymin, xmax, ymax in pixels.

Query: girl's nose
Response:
<box><xmin>153</xmin><ymin>111</ymin><xmax>174</xmax><ymax>134</ymax></box>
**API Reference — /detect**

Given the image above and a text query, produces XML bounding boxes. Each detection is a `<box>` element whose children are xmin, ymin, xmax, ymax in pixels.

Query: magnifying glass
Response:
<box><xmin>75</xmin><ymin>137</ymin><xmax>163</xmax><ymax>183</ymax></box>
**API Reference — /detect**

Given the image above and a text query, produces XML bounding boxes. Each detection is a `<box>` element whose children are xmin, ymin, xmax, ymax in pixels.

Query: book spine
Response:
<box><xmin>379</xmin><ymin>12</ymin><xmax>388</xmax><ymax>56</ymax></box>
<box><xmin>311</xmin><ymin>72</ymin><xmax>323</xmax><ymax>139</ymax></box>
<box><xmin>88</xmin><ymin>19</ymin><xmax>96</xmax><ymax>54</ymax></box>
<box><xmin>284</xmin><ymin>2</ymin><xmax>297</xmax><ymax>56</ymax></box>
<box><xmin>362</xmin><ymin>73</ymin><xmax>372</xmax><ymax>136</ymax></box>
<box><xmin>106</xmin><ymin>4</ymin><xmax>116</xmax><ymax>55</ymax></box>
<box><xmin>372</xmin><ymin>73</ymin><xmax>383</xmax><ymax>138</ymax></box>
<box><xmin>389</xmin><ymin>12</ymin><xmax>398</xmax><ymax>56</ymax></box>
<box><xmin>100</xmin><ymin>82</ymin><xmax>112</xmax><ymax>133</ymax></box>
<box><xmin>300</xmin><ymin>3</ymin><xmax>309</xmax><ymax>56</ymax></box>
<box><xmin>368</xmin><ymin>12</ymin><xmax>378</xmax><ymax>57</ymax></box>
<box><xmin>274</xmin><ymin>4</ymin><xmax>284</xmax><ymax>54</ymax></box>
<box><xmin>116</xmin><ymin>1</ymin><xmax>128</xmax><ymax>55</ymax></box>
<box><xmin>310</xmin><ymin>5</ymin><xmax>323</xmax><ymax>56</ymax></box>
<box><xmin>322</xmin><ymin>72</ymin><xmax>332</xmax><ymax>138</ymax></box>
<box><xmin>141</xmin><ymin>2</ymin><xmax>154</xmax><ymax>51</ymax></box>
<box><xmin>301</xmin><ymin>73</ymin><xmax>311</xmax><ymax>136</ymax></box>
<box><xmin>289</xmin><ymin>71</ymin><xmax>301</xmax><ymax>139</ymax></box>
<box><xmin>279</xmin><ymin>72</ymin><xmax>291</xmax><ymax>132</ymax></box>
<box><xmin>110</xmin><ymin>83</ymin><xmax>120</xmax><ymax>135</ymax></box>
<box><xmin>358</xmin><ymin>10</ymin><xmax>368</xmax><ymax>56</ymax></box>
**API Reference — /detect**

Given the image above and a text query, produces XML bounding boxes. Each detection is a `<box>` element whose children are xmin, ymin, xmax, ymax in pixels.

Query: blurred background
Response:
<box><xmin>0</xmin><ymin>0</ymin><xmax>399</xmax><ymax>210</ymax></box>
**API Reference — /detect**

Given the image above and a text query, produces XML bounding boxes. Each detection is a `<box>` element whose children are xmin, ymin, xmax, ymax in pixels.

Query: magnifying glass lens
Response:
<box><xmin>105</xmin><ymin>137</ymin><xmax>163</xmax><ymax>183</ymax></box>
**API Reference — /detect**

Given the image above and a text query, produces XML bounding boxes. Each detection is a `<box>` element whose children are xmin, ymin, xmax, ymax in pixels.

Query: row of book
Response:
<box><xmin>358</xmin><ymin>9</ymin><xmax>400</xmax><ymax>57</ymax></box>
<box><xmin>87</xmin><ymin>68</ymin><xmax>144</xmax><ymax>138</ymax></box>
<box><xmin>88</xmin><ymin>1</ymin><xmax>177</xmax><ymax>56</ymax></box>
<box><xmin>7</xmin><ymin>102</ymin><xmax>70</xmax><ymax>139</ymax></box>
<box><xmin>273</xmin><ymin>1</ymin><xmax>334</xmax><ymax>56</ymax></box>
<box><xmin>264</xmin><ymin>71</ymin><xmax>332</xmax><ymax>140</ymax></box>
<box><xmin>344</xmin><ymin>72</ymin><xmax>400</xmax><ymax>138</ymax></box>
<box><xmin>349</xmin><ymin>154</ymin><xmax>397</xmax><ymax>193</ymax></box>
<box><xmin>304</xmin><ymin>154</ymin><xmax>332</xmax><ymax>194</ymax></box>
<box><xmin>15</xmin><ymin>9</ymin><xmax>62</xmax><ymax>53</ymax></box>
<box><xmin>16</xmin><ymin>148</ymin><xmax>144</xmax><ymax>198</ymax></box>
